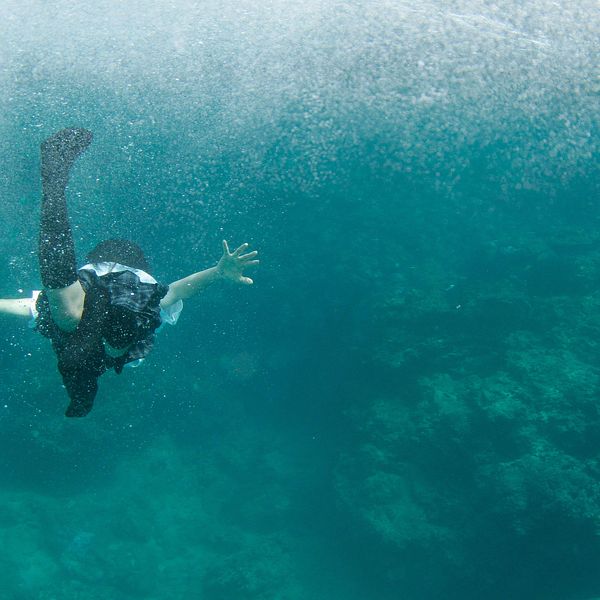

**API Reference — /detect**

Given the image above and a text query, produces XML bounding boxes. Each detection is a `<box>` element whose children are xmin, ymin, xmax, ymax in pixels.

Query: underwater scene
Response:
<box><xmin>0</xmin><ymin>1</ymin><xmax>599</xmax><ymax>598</ymax></box>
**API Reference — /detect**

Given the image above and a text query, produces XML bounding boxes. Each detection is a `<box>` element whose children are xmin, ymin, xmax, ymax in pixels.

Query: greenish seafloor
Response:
<box><xmin>0</xmin><ymin>1</ymin><xmax>599</xmax><ymax>599</ymax></box>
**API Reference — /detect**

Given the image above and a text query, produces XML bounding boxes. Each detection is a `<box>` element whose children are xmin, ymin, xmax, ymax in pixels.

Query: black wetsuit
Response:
<box><xmin>37</xmin><ymin>128</ymin><xmax>166</xmax><ymax>417</ymax></box>
<box><xmin>35</xmin><ymin>267</ymin><xmax>167</xmax><ymax>417</ymax></box>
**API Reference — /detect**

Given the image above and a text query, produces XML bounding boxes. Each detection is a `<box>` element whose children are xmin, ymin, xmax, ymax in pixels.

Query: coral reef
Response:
<box><xmin>333</xmin><ymin>223</ymin><xmax>600</xmax><ymax>598</ymax></box>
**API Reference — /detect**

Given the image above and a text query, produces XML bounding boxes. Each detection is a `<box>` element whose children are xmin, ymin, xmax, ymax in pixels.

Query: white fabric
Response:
<box><xmin>79</xmin><ymin>261</ymin><xmax>158</xmax><ymax>284</ymax></box>
<box><xmin>28</xmin><ymin>290</ymin><xmax>41</xmax><ymax>325</ymax></box>
<box><xmin>159</xmin><ymin>299</ymin><xmax>183</xmax><ymax>326</ymax></box>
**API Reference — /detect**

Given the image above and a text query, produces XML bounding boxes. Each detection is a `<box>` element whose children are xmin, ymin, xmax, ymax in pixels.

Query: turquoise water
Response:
<box><xmin>0</xmin><ymin>1</ymin><xmax>599</xmax><ymax>598</ymax></box>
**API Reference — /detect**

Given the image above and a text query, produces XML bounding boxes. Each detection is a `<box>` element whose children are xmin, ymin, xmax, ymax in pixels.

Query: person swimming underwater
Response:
<box><xmin>0</xmin><ymin>128</ymin><xmax>259</xmax><ymax>417</ymax></box>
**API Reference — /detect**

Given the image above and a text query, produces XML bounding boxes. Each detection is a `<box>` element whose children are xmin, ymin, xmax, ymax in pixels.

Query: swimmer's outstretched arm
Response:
<box><xmin>0</xmin><ymin>298</ymin><xmax>32</xmax><ymax>318</ymax></box>
<box><xmin>161</xmin><ymin>240</ymin><xmax>259</xmax><ymax>308</ymax></box>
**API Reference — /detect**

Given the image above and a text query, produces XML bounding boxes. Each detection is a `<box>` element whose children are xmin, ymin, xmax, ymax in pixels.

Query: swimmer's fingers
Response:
<box><xmin>222</xmin><ymin>240</ymin><xmax>231</xmax><ymax>255</ymax></box>
<box><xmin>232</xmin><ymin>242</ymin><xmax>250</xmax><ymax>257</ymax></box>
<box><xmin>239</xmin><ymin>250</ymin><xmax>258</xmax><ymax>261</ymax></box>
<box><xmin>240</xmin><ymin>276</ymin><xmax>254</xmax><ymax>285</ymax></box>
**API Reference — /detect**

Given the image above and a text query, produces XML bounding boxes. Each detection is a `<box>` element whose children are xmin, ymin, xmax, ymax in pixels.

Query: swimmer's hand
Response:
<box><xmin>217</xmin><ymin>240</ymin><xmax>259</xmax><ymax>285</ymax></box>
<box><xmin>161</xmin><ymin>242</ymin><xmax>258</xmax><ymax>307</ymax></box>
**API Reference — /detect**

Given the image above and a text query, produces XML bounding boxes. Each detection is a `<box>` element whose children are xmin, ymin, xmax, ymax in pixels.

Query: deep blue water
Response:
<box><xmin>0</xmin><ymin>2</ymin><xmax>598</xmax><ymax>599</ymax></box>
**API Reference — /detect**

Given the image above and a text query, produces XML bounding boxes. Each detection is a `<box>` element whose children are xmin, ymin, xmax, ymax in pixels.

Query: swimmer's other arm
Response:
<box><xmin>0</xmin><ymin>298</ymin><xmax>32</xmax><ymax>318</ymax></box>
<box><xmin>0</xmin><ymin>284</ymin><xmax>82</xmax><ymax>329</ymax></box>
<box><xmin>160</xmin><ymin>240</ymin><xmax>259</xmax><ymax>309</ymax></box>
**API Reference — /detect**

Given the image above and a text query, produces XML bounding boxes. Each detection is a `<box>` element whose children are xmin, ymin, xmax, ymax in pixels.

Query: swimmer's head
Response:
<box><xmin>86</xmin><ymin>239</ymin><xmax>150</xmax><ymax>273</ymax></box>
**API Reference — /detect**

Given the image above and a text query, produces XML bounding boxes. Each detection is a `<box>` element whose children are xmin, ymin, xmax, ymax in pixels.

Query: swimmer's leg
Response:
<box><xmin>38</xmin><ymin>128</ymin><xmax>92</xmax><ymax>329</ymax></box>
<box><xmin>61</xmin><ymin>368</ymin><xmax>99</xmax><ymax>418</ymax></box>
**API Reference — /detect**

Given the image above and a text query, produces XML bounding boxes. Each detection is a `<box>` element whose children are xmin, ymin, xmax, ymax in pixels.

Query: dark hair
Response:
<box><xmin>86</xmin><ymin>239</ymin><xmax>151</xmax><ymax>273</ymax></box>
